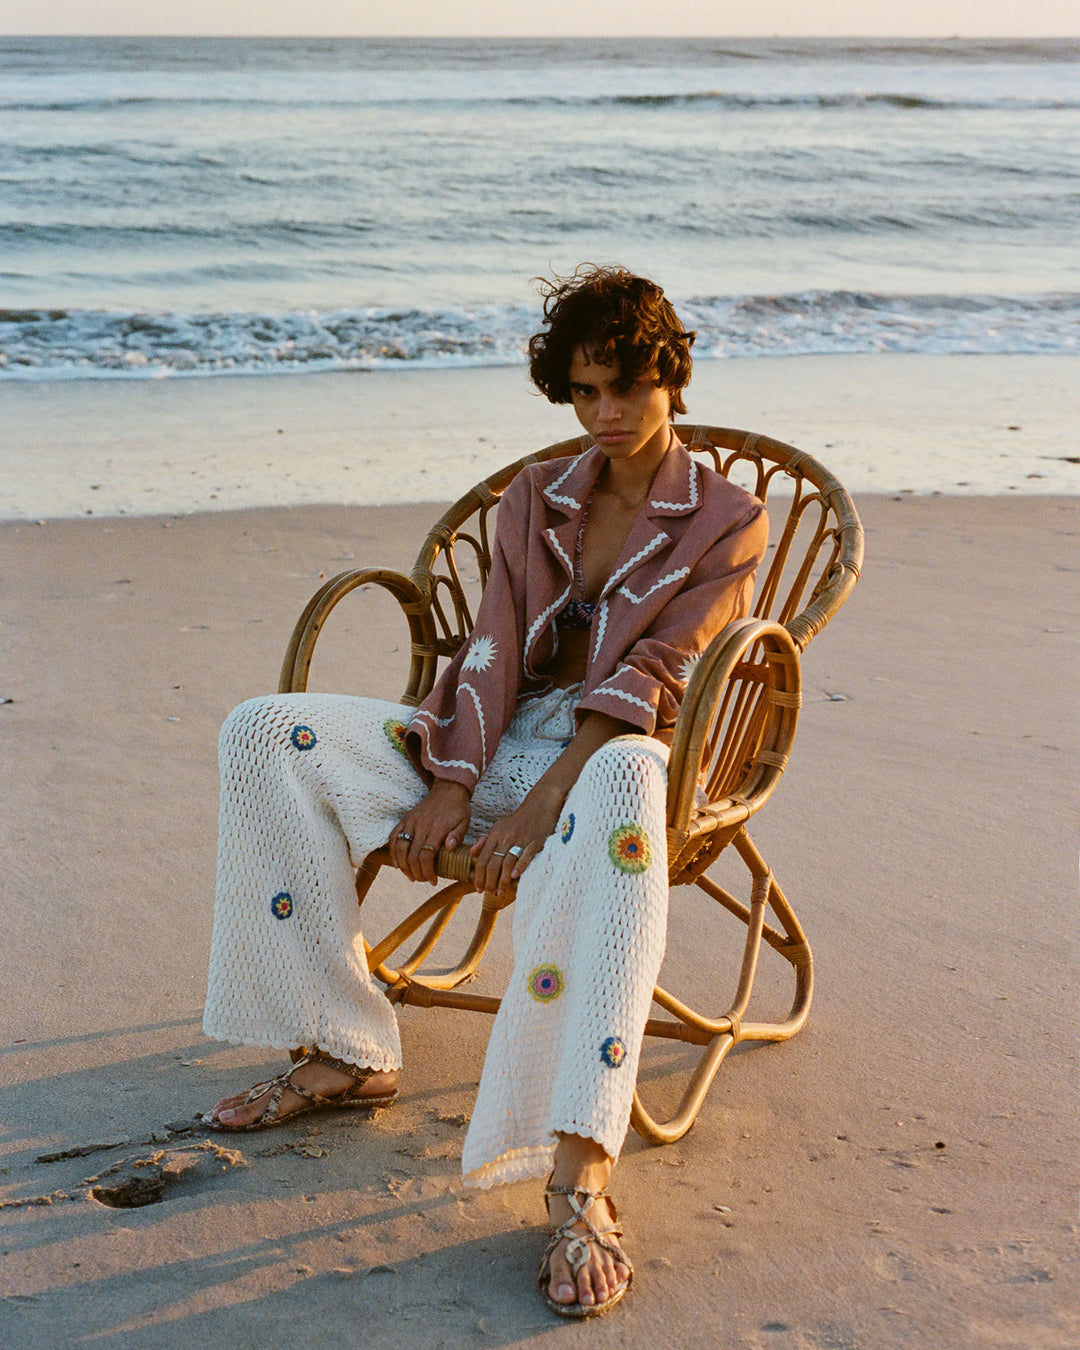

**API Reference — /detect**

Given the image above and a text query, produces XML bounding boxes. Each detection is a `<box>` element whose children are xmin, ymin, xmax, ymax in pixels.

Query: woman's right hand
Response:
<box><xmin>389</xmin><ymin>778</ymin><xmax>472</xmax><ymax>884</ymax></box>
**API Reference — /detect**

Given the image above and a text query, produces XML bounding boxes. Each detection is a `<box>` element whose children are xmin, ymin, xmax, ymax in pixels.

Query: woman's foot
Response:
<box><xmin>204</xmin><ymin>1053</ymin><xmax>399</xmax><ymax>1130</ymax></box>
<box><xmin>541</xmin><ymin>1137</ymin><xmax>632</xmax><ymax>1315</ymax></box>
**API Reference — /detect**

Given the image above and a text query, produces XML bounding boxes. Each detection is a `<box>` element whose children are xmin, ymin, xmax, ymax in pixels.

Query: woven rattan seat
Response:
<box><xmin>278</xmin><ymin>424</ymin><xmax>863</xmax><ymax>1143</ymax></box>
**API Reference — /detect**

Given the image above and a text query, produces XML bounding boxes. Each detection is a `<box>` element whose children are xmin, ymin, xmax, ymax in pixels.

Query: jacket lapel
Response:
<box><xmin>538</xmin><ymin>436</ymin><xmax>702</xmax><ymax>596</ymax></box>
<box><xmin>600</xmin><ymin>438</ymin><xmax>701</xmax><ymax>599</ymax></box>
<box><xmin>540</xmin><ymin>445</ymin><xmax>605</xmax><ymax>580</ymax></box>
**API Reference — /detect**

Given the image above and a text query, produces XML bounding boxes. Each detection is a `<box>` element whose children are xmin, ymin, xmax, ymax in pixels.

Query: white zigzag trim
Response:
<box><xmin>422</xmin><ymin>751</ymin><xmax>480</xmax><ymax>776</ymax></box>
<box><xmin>593</xmin><ymin>684</ymin><xmax>655</xmax><ymax>715</ymax></box>
<box><xmin>591</xmin><ymin>596</ymin><xmax>610</xmax><ymax>663</ymax></box>
<box><xmin>617</xmin><ymin>566</ymin><xmax>691</xmax><ymax>605</ymax></box>
<box><xmin>542</xmin><ymin>453</ymin><xmax>585</xmax><ymax>510</ymax></box>
<box><xmin>652</xmin><ymin>460</ymin><xmax>699</xmax><ymax>512</ymax></box>
<box><xmin>523</xmin><ymin>585</ymin><xmax>571</xmax><ymax>674</ymax></box>
<box><xmin>412</xmin><ymin>708</ymin><xmax>456</xmax><ymax>728</ymax></box>
<box><xmin>544</xmin><ymin>528</ymin><xmax>573</xmax><ymax>572</ymax></box>
<box><xmin>604</xmin><ymin>531</ymin><xmax>666</xmax><ymax>593</ymax></box>
<box><xmin>461</xmin><ymin>682</ymin><xmax>487</xmax><ymax>765</ymax></box>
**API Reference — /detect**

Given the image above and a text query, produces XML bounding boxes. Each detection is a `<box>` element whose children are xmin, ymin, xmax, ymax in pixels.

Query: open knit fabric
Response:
<box><xmin>205</xmin><ymin>685</ymin><xmax>669</xmax><ymax>1187</ymax></box>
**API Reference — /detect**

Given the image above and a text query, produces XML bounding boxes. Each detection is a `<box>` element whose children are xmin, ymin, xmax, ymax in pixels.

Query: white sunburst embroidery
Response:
<box><xmin>462</xmin><ymin>633</ymin><xmax>497</xmax><ymax>672</ymax></box>
<box><xmin>678</xmin><ymin>652</ymin><xmax>701</xmax><ymax>686</ymax></box>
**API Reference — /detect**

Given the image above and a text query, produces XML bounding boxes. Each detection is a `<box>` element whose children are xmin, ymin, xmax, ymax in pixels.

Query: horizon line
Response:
<box><xmin>3</xmin><ymin>32</ymin><xmax>1078</xmax><ymax>41</ymax></box>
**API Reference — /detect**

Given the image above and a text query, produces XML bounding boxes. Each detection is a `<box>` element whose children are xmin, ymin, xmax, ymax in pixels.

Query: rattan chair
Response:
<box><xmin>278</xmin><ymin>426</ymin><xmax>863</xmax><ymax>1143</ymax></box>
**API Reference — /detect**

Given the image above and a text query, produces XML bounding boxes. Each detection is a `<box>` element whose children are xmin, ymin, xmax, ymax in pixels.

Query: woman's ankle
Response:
<box><xmin>550</xmin><ymin>1133</ymin><xmax>612</xmax><ymax>1191</ymax></box>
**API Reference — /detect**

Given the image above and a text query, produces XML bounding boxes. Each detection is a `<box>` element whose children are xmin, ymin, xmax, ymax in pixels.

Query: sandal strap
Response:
<box><xmin>540</xmin><ymin>1183</ymin><xmax>630</xmax><ymax>1282</ymax></box>
<box><xmin>238</xmin><ymin>1053</ymin><xmax>376</xmax><ymax>1124</ymax></box>
<box><xmin>305</xmin><ymin>1049</ymin><xmax>378</xmax><ymax>1086</ymax></box>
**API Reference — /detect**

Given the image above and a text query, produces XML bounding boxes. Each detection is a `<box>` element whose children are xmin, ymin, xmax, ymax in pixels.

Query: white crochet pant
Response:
<box><xmin>204</xmin><ymin>686</ymin><xmax>670</xmax><ymax>1188</ymax></box>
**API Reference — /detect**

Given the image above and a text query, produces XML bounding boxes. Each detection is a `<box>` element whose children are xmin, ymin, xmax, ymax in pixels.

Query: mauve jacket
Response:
<box><xmin>405</xmin><ymin>437</ymin><xmax>769</xmax><ymax>791</ymax></box>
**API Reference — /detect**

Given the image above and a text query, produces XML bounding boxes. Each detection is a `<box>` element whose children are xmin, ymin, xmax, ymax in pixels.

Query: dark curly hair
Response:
<box><xmin>528</xmin><ymin>265</ymin><xmax>695</xmax><ymax>415</ymax></box>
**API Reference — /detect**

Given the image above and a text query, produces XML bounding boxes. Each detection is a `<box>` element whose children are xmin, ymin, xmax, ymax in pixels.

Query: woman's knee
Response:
<box><xmin>580</xmin><ymin>735</ymin><xmax>669</xmax><ymax>793</ymax></box>
<box><xmin>219</xmin><ymin>694</ymin><xmax>307</xmax><ymax>758</ymax></box>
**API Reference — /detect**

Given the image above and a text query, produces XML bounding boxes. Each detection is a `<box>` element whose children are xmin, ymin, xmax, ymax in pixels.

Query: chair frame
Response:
<box><xmin>278</xmin><ymin>425</ymin><xmax>863</xmax><ymax>1143</ymax></box>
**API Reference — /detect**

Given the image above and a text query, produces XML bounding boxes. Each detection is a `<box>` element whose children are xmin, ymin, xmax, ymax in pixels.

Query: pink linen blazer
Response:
<box><xmin>405</xmin><ymin>438</ymin><xmax>769</xmax><ymax>792</ymax></box>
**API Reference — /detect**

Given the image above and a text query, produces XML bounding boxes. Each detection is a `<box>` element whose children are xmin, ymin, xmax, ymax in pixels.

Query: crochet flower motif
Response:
<box><xmin>608</xmin><ymin>823</ymin><xmax>652</xmax><ymax>874</ymax></box>
<box><xmin>559</xmin><ymin>813</ymin><xmax>575</xmax><ymax>844</ymax></box>
<box><xmin>677</xmin><ymin>652</ymin><xmax>701</xmax><ymax>687</ymax></box>
<box><xmin>270</xmin><ymin>891</ymin><xmax>293</xmax><ymax>920</ymax></box>
<box><xmin>290</xmin><ymin>724</ymin><xmax>317</xmax><ymax>751</ymax></box>
<box><xmin>527</xmin><ymin>964</ymin><xmax>564</xmax><ymax>1003</ymax></box>
<box><xmin>462</xmin><ymin>633</ymin><xmax>497</xmax><ymax>672</ymax></box>
<box><xmin>600</xmin><ymin>1036</ymin><xmax>627</xmax><ymax>1068</ymax></box>
<box><xmin>383</xmin><ymin>718</ymin><xmax>409</xmax><ymax>758</ymax></box>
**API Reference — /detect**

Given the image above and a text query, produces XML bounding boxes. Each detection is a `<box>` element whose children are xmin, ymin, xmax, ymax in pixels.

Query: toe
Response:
<box><xmin>547</xmin><ymin>1247</ymin><xmax>577</xmax><ymax>1305</ymax></box>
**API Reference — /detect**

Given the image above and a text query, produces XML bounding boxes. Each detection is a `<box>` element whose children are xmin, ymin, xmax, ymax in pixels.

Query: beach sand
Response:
<box><xmin>1</xmin><ymin>353</ymin><xmax>1079</xmax><ymax>521</ymax></box>
<box><xmin>1</xmin><ymin>361</ymin><xmax>1078</xmax><ymax>1347</ymax></box>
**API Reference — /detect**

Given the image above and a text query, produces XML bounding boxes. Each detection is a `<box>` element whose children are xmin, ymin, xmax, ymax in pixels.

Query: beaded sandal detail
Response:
<box><xmin>538</xmin><ymin>1182</ymin><xmax>633</xmax><ymax>1319</ymax></box>
<box><xmin>203</xmin><ymin>1050</ymin><xmax>397</xmax><ymax>1131</ymax></box>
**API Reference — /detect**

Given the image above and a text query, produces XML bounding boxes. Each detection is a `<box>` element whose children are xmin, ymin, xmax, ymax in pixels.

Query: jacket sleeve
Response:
<box><xmin>576</xmin><ymin>501</ymin><xmax>769</xmax><ymax>738</ymax></box>
<box><xmin>404</xmin><ymin>473</ymin><xmax>532</xmax><ymax>791</ymax></box>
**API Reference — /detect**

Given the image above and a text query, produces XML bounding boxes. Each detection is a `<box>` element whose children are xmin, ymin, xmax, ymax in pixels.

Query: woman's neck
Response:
<box><xmin>598</xmin><ymin>427</ymin><xmax>673</xmax><ymax>510</ymax></box>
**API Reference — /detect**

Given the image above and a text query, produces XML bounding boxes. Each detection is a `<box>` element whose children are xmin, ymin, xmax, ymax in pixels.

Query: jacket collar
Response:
<box><xmin>540</xmin><ymin>433</ymin><xmax>701</xmax><ymax>588</ymax></box>
<box><xmin>541</xmin><ymin>432</ymin><xmax>700</xmax><ymax>521</ymax></box>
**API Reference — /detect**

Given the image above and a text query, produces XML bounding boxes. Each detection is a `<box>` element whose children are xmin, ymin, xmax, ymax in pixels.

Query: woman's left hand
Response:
<box><xmin>470</xmin><ymin>786</ymin><xmax>563</xmax><ymax>899</ymax></box>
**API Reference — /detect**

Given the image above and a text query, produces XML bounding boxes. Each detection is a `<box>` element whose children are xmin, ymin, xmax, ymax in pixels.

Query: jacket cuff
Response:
<box><xmin>404</xmin><ymin>721</ymin><xmax>480</xmax><ymax>792</ymax></box>
<box><xmin>576</xmin><ymin>681</ymin><xmax>658</xmax><ymax>736</ymax></box>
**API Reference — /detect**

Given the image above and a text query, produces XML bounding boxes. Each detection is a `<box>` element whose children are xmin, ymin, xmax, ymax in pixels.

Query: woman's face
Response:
<box><xmin>568</xmin><ymin>346</ymin><xmax>672</xmax><ymax>470</ymax></box>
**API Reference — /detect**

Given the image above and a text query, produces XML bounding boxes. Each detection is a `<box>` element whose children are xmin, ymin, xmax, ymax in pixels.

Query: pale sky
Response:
<box><xmin>1</xmin><ymin>0</ymin><xmax>1077</xmax><ymax>38</ymax></box>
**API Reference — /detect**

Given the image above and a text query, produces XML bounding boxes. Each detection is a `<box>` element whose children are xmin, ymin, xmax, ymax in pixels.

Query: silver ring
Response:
<box><xmin>507</xmin><ymin>845</ymin><xmax>524</xmax><ymax>858</ymax></box>
<box><xmin>491</xmin><ymin>850</ymin><xmax>506</xmax><ymax>857</ymax></box>
<box><xmin>398</xmin><ymin>831</ymin><xmax>413</xmax><ymax>843</ymax></box>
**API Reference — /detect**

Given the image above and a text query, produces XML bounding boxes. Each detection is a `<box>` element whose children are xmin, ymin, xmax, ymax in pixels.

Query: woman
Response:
<box><xmin>203</xmin><ymin>265</ymin><xmax>768</xmax><ymax>1317</ymax></box>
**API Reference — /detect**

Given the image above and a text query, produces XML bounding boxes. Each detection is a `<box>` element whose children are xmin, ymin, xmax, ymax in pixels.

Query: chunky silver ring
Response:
<box><xmin>398</xmin><ymin>832</ymin><xmax>413</xmax><ymax>843</ymax></box>
<box><xmin>507</xmin><ymin>844</ymin><xmax>524</xmax><ymax>858</ymax></box>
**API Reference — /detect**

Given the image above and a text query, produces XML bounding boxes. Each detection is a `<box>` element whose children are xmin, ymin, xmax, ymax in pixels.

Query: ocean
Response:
<box><xmin>1</xmin><ymin>35</ymin><xmax>1078</xmax><ymax>380</ymax></box>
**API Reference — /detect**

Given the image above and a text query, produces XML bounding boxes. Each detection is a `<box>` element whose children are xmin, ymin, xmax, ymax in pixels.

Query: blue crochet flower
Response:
<box><xmin>270</xmin><ymin>891</ymin><xmax>293</xmax><ymax>920</ymax></box>
<box><xmin>559</xmin><ymin>813</ymin><xmax>575</xmax><ymax>844</ymax></box>
<box><xmin>290</xmin><ymin>725</ymin><xmax>317</xmax><ymax>751</ymax></box>
<box><xmin>600</xmin><ymin>1036</ymin><xmax>627</xmax><ymax>1068</ymax></box>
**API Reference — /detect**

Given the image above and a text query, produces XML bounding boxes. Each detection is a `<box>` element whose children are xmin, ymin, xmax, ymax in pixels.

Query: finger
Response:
<box><xmin>405</xmin><ymin>835</ymin><xmax>429</xmax><ymax>883</ymax></box>
<box><xmin>496</xmin><ymin>852</ymin><xmax>519</xmax><ymax>898</ymax></box>
<box><xmin>418</xmin><ymin>841</ymin><xmax>438</xmax><ymax>884</ymax></box>
<box><xmin>475</xmin><ymin>842</ymin><xmax>507</xmax><ymax>895</ymax></box>
<box><xmin>509</xmin><ymin>842</ymin><xmax>538</xmax><ymax>880</ymax></box>
<box><xmin>394</xmin><ymin>827</ymin><xmax>420</xmax><ymax>881</ymax></box>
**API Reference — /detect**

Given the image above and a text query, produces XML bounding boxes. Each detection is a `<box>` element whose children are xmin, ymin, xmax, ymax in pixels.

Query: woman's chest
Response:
<box><xmin>577</xmin><ymin>494</ymin><xmax>645</xmax><ymax>601</ymax></box>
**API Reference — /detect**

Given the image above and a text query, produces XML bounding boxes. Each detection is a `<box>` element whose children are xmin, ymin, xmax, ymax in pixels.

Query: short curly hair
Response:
<box><xmin>528</xmin><ymin>265</ymin><xmax>695</xmax><ymax>415</ymax></box>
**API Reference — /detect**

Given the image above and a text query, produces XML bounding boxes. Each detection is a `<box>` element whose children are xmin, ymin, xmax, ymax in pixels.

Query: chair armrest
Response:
<box><xmin>666</xmin><ymin>617</ymin><xmax>802</xmax><ymax>847</ymax></box>
<box><xmin>278</xmin><ymin>566</ymin><xmax>436</xmax><ymax>698</ymax></box>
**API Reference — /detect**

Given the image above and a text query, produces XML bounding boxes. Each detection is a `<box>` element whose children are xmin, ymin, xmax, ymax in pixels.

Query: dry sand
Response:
<box><xmin>1</xmin><ymin>364</ymin><xmax>1078</xmax><ymax>1347</ymax></box>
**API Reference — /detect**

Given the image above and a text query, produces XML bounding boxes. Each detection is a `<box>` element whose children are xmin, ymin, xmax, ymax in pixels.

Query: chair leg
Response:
<box><xmin>630</xmin><ymin>826</ymin><xmax>813</xmax><ymax>1144</ymax></box>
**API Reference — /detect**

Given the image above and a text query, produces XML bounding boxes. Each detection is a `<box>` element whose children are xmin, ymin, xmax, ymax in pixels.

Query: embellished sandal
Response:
<box><xmin>202</xmin><ymin>1050</ymin><xmax>398</xmax><ymax>1132</ymax></box>
<box><xmin>538</xmin><ymin>1182</ymin><xmax>633</xmax><ymax>1319</ymax></box>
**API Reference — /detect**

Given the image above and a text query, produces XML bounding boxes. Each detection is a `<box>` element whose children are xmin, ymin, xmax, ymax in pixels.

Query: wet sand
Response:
<box><xmin>2</xmin><ymin>353</ymin><xmax>1079</xmax><ymax>521</ymax></box>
